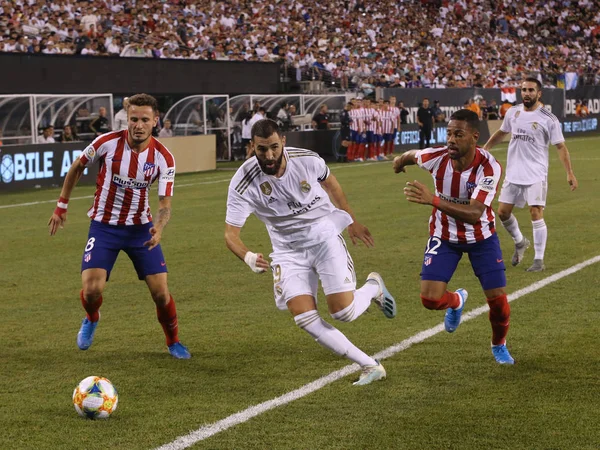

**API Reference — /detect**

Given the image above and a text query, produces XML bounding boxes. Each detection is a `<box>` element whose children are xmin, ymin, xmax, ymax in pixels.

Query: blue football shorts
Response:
<box><xmin>81</xmin><ymin>221</ymin><xmax>168</xmax><ymax>281</ymax></box>
<box><xmin>420</xmin><ymin>233</ymin><xmax>506</xmax><ymax>290</ymax></box>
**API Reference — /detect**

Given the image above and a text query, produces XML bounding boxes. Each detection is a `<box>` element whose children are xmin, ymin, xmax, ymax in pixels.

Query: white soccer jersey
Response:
<box><xmin>226</xmin><ymin>147</ymin><xmax>352</xmax><ymax>251</ymax></box>
<box><xmin>79</xmin><ymin>131</ymin><xmax>176</xmax><ymax>226</ymax></box>
<box><xmin>500</xmin><ymin>104</ymin><xmax>564</xmax><ymax>184</ymax></box>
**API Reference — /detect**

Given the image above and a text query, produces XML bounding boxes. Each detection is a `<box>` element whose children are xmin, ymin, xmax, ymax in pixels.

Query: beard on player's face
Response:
<box><xmin>258</xmin><ymin>149</ymin><xmax>284</xmax><ymax>175</ymax></box>
<box><xmin>523</xmin><ymin>96</ymin><xmax>537</xmax><ymax>108</ymax></box>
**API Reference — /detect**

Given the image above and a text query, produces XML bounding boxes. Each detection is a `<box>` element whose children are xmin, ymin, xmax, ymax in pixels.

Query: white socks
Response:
<box><xmin>501</xmin><ymin>214</ymin><xmax>524</xmax><ymax>244</ymax></box>
<box><xmin>330</xmin><ymin>282</ymin><xmax>378</xmax><ymax>323</ymax></box>
<box><xmin>532</xmin><ymin>219</ymin><xmax>547</xmax><ymax>260</ymax></box>
<box><xmin>294</xmin><ymin>310</ymin><xmax>377</xmax><ymax>367</ymax></box>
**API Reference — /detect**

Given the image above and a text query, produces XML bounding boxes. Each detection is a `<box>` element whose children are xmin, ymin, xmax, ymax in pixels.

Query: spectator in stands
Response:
<box><xmin>114</xmin><ymin>97</ymin><xmax>129</xmax><ymax>131</ymax></box>
<box><xmin>312</xmin><ymin>104</ymin><xmax>330</xmax><ymax>130</ymax></box>
<box><xmin>89</xmin><ymin>107</ymin><xmax>111</xmax><ymax>137</ymax></box>
<box><xmin>159</xmin><ymin>119</ymin><xmax>173</xmax><ymax>138</ymax></box>
<box><xmin>499</xmin><ymin>100</ymin><xmax>513</xmax><ymax>119</ymax></box>
<box><xmin>37</xmin><ymin>126</ymin><xmax>55</xmax><ymax>144</ymax></box>
<box><xmin>58</xmin><ymin>125</ymin><xmax>79</xmax><ymax>142</ymax></box>
<box><xmin>431</xmin><ymin>100</ymin><xmax>446</xmax><ymax>123</ymax></box>
<box><xmin>466</xmin><ymin>98</ymin><xmax>482</xmax><ymax>120</ymax></box>
<box><xmin>486</xmin><ymin>99</ymin><xmax>500</xmax><ymax>120</ymax></box>
<box><xmin>576</xmin><ymin>99</ymin><xmax>590</xmax><ymax>117</ymax></box>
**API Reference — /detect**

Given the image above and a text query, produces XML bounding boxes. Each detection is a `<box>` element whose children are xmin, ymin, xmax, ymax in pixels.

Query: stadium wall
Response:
<box><xmin>383</xmin><ymin>88</ymin><xmax>566</xmax><ymax>119</ymax></box>
<box><xmin>0</xmin><ymin>53</ymin><xmax>280</xmax><ymax>95</ymax></box>
<box><xmin>0</xmin><ymin>136</ymin><xmax>216</xmax><ymax>192</ymax></box>
<box><xmin>565</xmin><ymin>86</ymin><xmax>600</xmax><ymax>116</ymax></box>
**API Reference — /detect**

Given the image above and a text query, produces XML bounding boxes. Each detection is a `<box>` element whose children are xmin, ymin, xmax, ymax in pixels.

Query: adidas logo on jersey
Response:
<box><xmin>268</xmin><ymin>197</ymin><xmax>277</xmax><ymax>204</ymax></box>
<box><xmin>344</xmin><ymin>277</ymin><xmax>351</xmax><ymax>283</ymax></box>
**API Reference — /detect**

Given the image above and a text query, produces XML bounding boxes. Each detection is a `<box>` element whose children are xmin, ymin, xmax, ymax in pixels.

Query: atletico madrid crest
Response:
<box><xmin>424</xmin><ymin>256</ymin><xmax>432</xmax><ymax>266</ymax></box>
<box><xmin>143</xmin><ymin>162</ymin><xmax>156</xmax><ymax>177</ymax></box>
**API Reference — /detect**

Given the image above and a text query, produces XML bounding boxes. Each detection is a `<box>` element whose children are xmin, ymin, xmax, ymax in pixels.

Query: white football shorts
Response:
<box><xmin>270</xmin><ymin>235</ymin><xmax>357</xmax><ymax>311</ymax></box>
<box><xmin>498</xmin><ymin>178</ymin><xmax>547</xmax><ymax>208</ymax></box>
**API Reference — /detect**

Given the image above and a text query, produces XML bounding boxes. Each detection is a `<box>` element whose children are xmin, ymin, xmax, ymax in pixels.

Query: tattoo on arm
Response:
<box><xmin>156</xmin><ymin>196</ymin><xmax>171</xmax><ymax>230</ymax></box>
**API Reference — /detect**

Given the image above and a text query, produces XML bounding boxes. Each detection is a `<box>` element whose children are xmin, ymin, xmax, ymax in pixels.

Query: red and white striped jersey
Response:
<box><xmin>354</xmin><ymin>107</ymin><xmax>366</xmax><ymax>132</ymax></box>
<box><xmin>349</xmin><ymin>108</ymin><xmax>359</xmax><ymax>131</ymax></box>
<box><xmin>79</xmin><ymin>131</ymin><xmax>176</xmax><ymax>226</ymax></box>
<box><xmin>366</xmin><ymin>107</ymin><xmax>378</xmax><ymax>133</ymax></box>
<box><xmin>417</xmin><ymin>146</ymin><xmax>502</xmax><ymax>244</ymax></box>
<box><xmin>379</xmin><ymin>108</ymin><xmax>394</xmax><ymax>134</ymax></box>
<box><xmin>390</xmin><ymin>106</ymin><xmax>401</xmax><ymax>129</ymax></box>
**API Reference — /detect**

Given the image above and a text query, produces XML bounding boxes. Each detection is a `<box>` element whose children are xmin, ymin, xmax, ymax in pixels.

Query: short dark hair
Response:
<box><xmin>449</xmin><ymin>109</ymin><xmax>480</xmax><ymax>132</ymax></box>
<box><xmin>523</xmin><ymin>77</ymin><xmax>542</xmax><ymax>90</ymax></box>
<box><xmin>251</xmin><ymin>119</ymin><xmax>281</xmax><ymax>140</ymax></box>
<box><xmin>127</xmin><ymin>93</ymin><xmax>159</xmax><ymax>115</ymax></box>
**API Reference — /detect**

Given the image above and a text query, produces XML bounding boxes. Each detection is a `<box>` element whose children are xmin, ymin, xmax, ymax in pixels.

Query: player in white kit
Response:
<box><xmin>224</xmin><ymin>119</ymin><xmax>397</xmax><ymax>386</ymax></box>
<box><xmin>484</xmin><ymin>78</ymin><xmax>578</xmax><ymax>272</ymax></box>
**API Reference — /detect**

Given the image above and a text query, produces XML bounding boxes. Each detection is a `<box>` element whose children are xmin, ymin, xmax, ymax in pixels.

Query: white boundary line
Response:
<box><xmin>0</xmin><ymin>163</ymin><xmax>378</xmax><ymax>210</ymax></box>
<box><xmin>155</xmin><ymin>254</ymin><xmax>600</xmax><ymax>450</ymax></box>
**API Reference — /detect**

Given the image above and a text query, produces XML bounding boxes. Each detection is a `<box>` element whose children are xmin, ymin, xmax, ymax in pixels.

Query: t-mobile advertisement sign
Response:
<box><xmin>0</xmin><ymin>143</ymin><xmax>98</xmax><ymax>192</ymax></box>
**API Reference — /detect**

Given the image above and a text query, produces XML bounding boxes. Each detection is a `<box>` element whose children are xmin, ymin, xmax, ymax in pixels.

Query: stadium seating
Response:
<box><xmin>0</xmin><ymin>0</ymin><xmax>598</xmax><ymax>89</ymax></box>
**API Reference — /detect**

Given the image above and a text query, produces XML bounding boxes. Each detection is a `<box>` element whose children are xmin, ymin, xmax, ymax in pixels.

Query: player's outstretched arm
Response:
<box><xmin>320</xmin><ymin>174</ymin><xmax>374</xmax><ymax>247</ymax></box>
<box><xmin>47</xmin><ymin>158</ymin><xmax>86</xmax><ymax>236</ymax></box>
<box><xmin>404</xmin><ymin>180</ymin><xmax>486</xmax><ymax>225</ymax></box>
<box><xmin>224</xmin><ymin>224</ymin><xmax>269</xmax><ymax>273</ymax></box>
<box><xmin>392</xmin><ymin>150</ymin><xmax>418</xmax><ymax>173</ymax></box>
<box><xmin>555</xmin><ymin>142</ymin><xmax>578</xmax><ymax>191</ymax></box>
<box><xmin>144</xmin><ymin>196</ymin><xmax>171</xmax><ymax>250</ymax></box>
<box><xmin>483</xmin><ymin>129</ymin><xmax>509</xmax><ymax>150</ymax></box>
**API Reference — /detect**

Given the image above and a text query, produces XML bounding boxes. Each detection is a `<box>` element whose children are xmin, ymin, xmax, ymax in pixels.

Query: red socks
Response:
<box><xmin>420</xmin><ymin>291</ymin><xmax>460</xmax><ymax>310</ymax></box>
<box><xmin>487</xmin><ymin>294</ymin><xmax>510</xmax><ymax>345</ymax></box>
<box><xmin>80</xmin><ymin>289</ymin><xmax>102</xmax><ymax>322</ymax></box>
<box><xmin>156</xmin><ymin>295</ymin><xmax>179</xmax><ymax>346</ymax></box>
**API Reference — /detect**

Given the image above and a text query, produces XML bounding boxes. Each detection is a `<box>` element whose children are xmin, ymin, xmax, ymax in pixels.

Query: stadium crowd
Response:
<box><xmin>1</xmin><ymin>0</ymin><xmax>599</xmax><ymax>89</ymax></box>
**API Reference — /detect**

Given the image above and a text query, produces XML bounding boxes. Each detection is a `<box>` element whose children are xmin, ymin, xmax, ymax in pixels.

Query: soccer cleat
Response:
<box><xmin>492</xmin><ymin>344</ymin><xmax>515</xmax><ymax>365</ymax></box>
<box><xmin>511</xmin><ymin>237</ymin><xmax>530</xmax><ymax>266</ymax></box>
<box><xmin>366</xmin><ymin>272</ymin><xmax>396</xmax><ymax>319</ymax></box>
<box><xmin>444</xmin><ymin>288</ymin><xmax>468</xmax><ymax>333</ymax></box>
<box><xmin>77</xmin><ymin>317</ymin><xmax>99</xmax><ymax>350</ymax></box>
<box><xmin>168</xmin><ymin>342</ymin><xmax>191</xmax><ymax>359</ymax></box>
<box><xmin>352</xmin><ymin>360</ymin><xmax>386</xmax><ymax>386</ymax></box>
<box><xmin>526</xmin><ymin>259</ymin><xmax>545</xmax><ymax>272</ymax></box>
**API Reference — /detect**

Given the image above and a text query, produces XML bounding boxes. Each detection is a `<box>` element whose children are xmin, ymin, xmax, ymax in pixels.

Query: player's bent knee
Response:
<box><xmin>150</xmin><ymin>290</ymin><xmax>170</xmax><ymax>306</ymax></box>
<box><xmin>81</xmin><ymin>281</ymin><xmax>104</xmax><ymax>302</ymax></box>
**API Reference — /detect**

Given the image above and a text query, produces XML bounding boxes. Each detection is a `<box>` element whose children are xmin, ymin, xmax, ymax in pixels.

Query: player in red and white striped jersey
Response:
<box><xmin>388</xmin><ymin>96</ymin><xmax>402</xmax><ymax>157</ymax></box>
<box><xmin>47</xmin><ymin>93</ymin><xmax>190</xmax><ymax>360</ymax></box>
<box><xmin>393</xmin><ymin>109</ymin><xmax>514</xmax><ymax>365</ymax></box>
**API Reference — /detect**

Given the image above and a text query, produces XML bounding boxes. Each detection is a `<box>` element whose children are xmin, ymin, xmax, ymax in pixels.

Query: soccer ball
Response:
<box><xmin>72</xmin><ymin>376</ymin><xmax>118</xmax><ymax>419</ymax></box>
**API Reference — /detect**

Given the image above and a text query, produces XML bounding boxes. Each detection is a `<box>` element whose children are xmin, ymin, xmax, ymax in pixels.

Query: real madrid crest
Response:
<box><xmin>300</xmin><ymin>180</ymin><xmax>311</xmax><ymax>193</ymax></box>
<box><xmin>260</xmin><ymin>181</ymin><xmax>272</xmax><ymax>195</ymax></box>
<box><xmin>532</xmin><ymin>122</ymin><xmax>538</xmax><ymax>130</ymax></box>
<box><xmin>514</xmin><ymin>111</ymin><xmax>520</xmax><ymax>119</ymax></box>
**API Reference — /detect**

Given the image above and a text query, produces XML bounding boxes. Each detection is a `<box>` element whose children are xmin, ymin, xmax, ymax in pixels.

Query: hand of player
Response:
<box><xmin>244</xmin><ymin>251</ymin><xmax>269</xmax><ymax>273</ymax></box>
<box><xmin>144</xmin><ymin>227</ymin><xmax>162</xmax><ymax>250</ymax></box>
<box><xmin>567</xmin><ymin>172</ymin><xmax>578</xmax><ymax>191</ymax></box>
<box><xmin>48</xmin><ymin>211</ymin><xmax>67</xmax><ymax>236</ymax></box>
<box><xmin>254</xmin><ymin>253</ymin><xmax>270</xmax><ymax>271</ymax></box>
<box><xmin>404</xmin><ymin>180</ymin><xmax>434</xmax><ymax>205</ymax></box>
<box><xmin>393</xmin><ymin>156</ymin><xmax>406</xmax><ymax>173</ymax></box>
<box><xmin>348</xmin><ymin>222</ymin><xmax>374</xmax><ymax>248</ymax></box>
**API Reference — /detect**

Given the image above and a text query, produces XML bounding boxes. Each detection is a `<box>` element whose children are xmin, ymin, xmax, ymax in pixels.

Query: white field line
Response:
<box><xmin>0</xmin><ymin>163</ymin><xmax>377</xmax><ymax>210</ymax></box>
<box><xmin>155</xmin><ymin>254</ymin><xmax>600</xmax><ymax>450</ymax></box>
